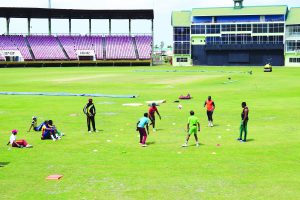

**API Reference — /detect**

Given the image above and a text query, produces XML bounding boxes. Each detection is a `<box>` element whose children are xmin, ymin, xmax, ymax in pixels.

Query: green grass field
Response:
<box><xmin>0</xmin><ymin>66</ymin><xmax>300</xmax><ymax>200</ymax></box>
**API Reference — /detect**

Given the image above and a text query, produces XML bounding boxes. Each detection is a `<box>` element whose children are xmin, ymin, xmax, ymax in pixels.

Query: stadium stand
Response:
<box><xmin>27</xmin><ymin>35</ymin><xmax>67</xmax><ymax>60</ymax></box>
<box><xmin>135</xmin><ymin>35</ymin><xmax>152</xmax><ymax>59</ymax></box>
<box><xmin>0</xmin><ymin>35</ymin><xmax>151</xmax><ymax>61</ymax></box>
<box><xmin>0</xmin><ymin>35</ymin><xmax>32</xmax><ymax>60</ymax></box>
<box><xmin>58</xmin><ymin>35</ymin><xmax>104</xmax><ymax>60</ymax></box>
<box><xmin>105</xmin><ymin>36</ymin><xmax>137</xmax><ymax>60</ymax></box>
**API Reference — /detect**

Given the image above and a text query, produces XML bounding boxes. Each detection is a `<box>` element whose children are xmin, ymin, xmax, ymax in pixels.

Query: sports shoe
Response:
<box><xmin>240</xmin><ymin>140</ymin><xmax>246</xmax><ymax>142</ymax></box>
<box><xmin>26</xmin><ymin>145</ymin><xmax>33</xmax><ymax>148</ymax></box>
<box><xmin>196</xmin><ymin>143</ymin><xmax>199</xmax><ymax>147</ymax></box>
<box><xmin>95</xmin><ymin>130</ymin><xmax>99</xmax><ymax>133</ymax></box>
<box><xmin>153</xmin><ymin>128</ymin><xmax>156</xmax><ymax>132</ymax></box>
<box><xmin>236</xmin><ymin>138</ymin><xmax>242</xmax><ymax>141</ymax></box>
<box><xmin>142</xmin><ymin>144</ymin><xmax>147</xmax><ymax>147</ymax></box>
<box><xmin>182</xmin><ymin>143</ymin><xmax>188</xmax><ymax>147</ymax></box>
<box><xmin>88</xmin><ymin>131</ymin><xmax>92</xmax><ymax>133</ymax></box>
<box><xmin>210</xmin><ymin>122</ymin><xmax>214</xmax><ymax>127</ymax></box>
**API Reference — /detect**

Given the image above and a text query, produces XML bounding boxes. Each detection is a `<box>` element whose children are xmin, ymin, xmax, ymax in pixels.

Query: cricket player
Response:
<box><xmin>182</xmin><ymin>110</ymin><xmax>200</xmax><ymax>147</ymax></box>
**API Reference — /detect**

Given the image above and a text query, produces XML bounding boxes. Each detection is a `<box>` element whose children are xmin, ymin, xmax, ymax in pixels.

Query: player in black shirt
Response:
<box><xmin>83</xmin><ymin>98</ymin><xmax>97</xmax><ymax>133</ymax></box>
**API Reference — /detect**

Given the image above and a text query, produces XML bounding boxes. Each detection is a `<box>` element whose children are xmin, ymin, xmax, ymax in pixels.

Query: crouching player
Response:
<box><xmin>7</xmin><ymin>129</ymin><xmax>32</xmax><ymax>148</ymax></box>
<box><xmin>182</xmin><ymin>110</ymin><xmax>200</xmax><ymax>147</ymax></box>
<box><xmin>136</xmin><ymin>113</ymin><xmax>150</xmax><ymax>147</ymax></box>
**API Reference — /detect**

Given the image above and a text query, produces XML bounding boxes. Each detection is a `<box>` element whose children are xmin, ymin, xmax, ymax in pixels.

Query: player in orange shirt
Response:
<box><xmin>204</xmin><ymin>96</ymin><xmax>215</xmax><ymax>127</ymax></box>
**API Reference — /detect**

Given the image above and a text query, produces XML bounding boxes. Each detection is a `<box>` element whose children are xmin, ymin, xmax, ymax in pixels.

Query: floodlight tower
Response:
<box><xmin>48</xmin><ymin>0</ymin><xmax>52</xmax><ymax>35</ymax></box>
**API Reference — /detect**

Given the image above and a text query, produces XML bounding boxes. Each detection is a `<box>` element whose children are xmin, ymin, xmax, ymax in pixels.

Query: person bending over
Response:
<box><xmin>136</xmin><ymin>113</ymin><xmax>150</xmax><ymax>147</ymax></box>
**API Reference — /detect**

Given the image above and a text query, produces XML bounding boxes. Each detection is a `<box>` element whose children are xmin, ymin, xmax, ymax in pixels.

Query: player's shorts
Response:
<box><xmin>189</xmin><ymin>126</ymin><xmax>197</xmax><ymax>135</ymax></box>
<box><xmin>138</xmin><ymin>127</ymin><xmax>147</xmax><ymax>136</ymax></box>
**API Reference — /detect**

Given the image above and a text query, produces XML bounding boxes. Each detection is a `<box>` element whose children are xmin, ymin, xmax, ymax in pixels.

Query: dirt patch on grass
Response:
<box><xmin>52</xmin><ymin>74</ymin><xmax>119</xmax><ymax>83</ymax></box>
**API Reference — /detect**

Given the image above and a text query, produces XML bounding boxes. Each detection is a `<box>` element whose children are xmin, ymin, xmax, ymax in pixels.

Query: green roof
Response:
<box><xmin>172</xmin><ymin>11</ymin><xmax>191</xmax><ymax>27</ymax></box>
<box><xmin>192</xmin><ymin>5</ymin><xmax>287</xmax><ymax>16</ymax></box>
<box><xmin>286</xmin><ymin>8</ymin><xmax>300</xmax><ymax>25</ymax></box>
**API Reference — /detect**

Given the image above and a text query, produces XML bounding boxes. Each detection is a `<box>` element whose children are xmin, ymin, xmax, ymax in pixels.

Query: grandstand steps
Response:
<box><xmin>56</xmin><ymin>37</ymin><xmax>70</xmax><ymax>60</ymax></box>
<box><xmin>24</xmin><ymin>37</ymin><xmax>35</xmax><ymax>61</ymax></box>
<box><xmin>132</xmin><ymin>37</ymin><xmax>139</xmax><ymax>60</ymax></box>
<box><xmin>102</xmin><ymin>37</ymin><xmax>106</xmax><ymax>60</ymax></box>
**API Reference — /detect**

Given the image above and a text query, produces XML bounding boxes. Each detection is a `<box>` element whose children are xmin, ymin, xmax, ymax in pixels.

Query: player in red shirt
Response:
<box><xmin>148</xmin><ymin>103</ymin><xmax>161</xmax><ymax>132</ymax></box>
<box><xmin>204</xmin><ymin>96</ymin><xmax>215</xmax><ymax>127</ymax></box>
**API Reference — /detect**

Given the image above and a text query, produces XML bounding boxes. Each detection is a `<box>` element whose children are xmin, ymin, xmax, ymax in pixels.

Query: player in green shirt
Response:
<box><xmin>182</xmin><ymin>110</ymin><xmax>200</xmax><ymax>147</ymax></box>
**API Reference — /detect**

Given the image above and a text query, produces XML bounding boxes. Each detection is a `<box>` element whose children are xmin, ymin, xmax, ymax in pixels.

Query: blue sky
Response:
<box><xmin>0</xmin><ymin>0</ymin><xmax>299</xmax><ymax>45</ymax></box>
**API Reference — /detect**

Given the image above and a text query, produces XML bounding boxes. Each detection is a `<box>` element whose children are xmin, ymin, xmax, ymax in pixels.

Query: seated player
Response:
<box><xmin>27</xmin><ymin>116</ymin><xmax>46</xmax><ymax>132</ymax></box>
<box><xmin>48</xmin><ymin>120</ymin><xmax>63</xmax><ymax>138</ymax></box>
<box><xmin>7</xmin><ymin>129</ymin><xmax>32</xmax><ymax>148</ymax></box>
<box><xmin>41</xmin><ymin>121</ymin><xmax>59</xmax><ymax>141</ymax></box>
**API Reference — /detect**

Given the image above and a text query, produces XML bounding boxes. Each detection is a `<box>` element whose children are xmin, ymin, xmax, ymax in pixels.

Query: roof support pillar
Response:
<box><xmin>129</xmin><ymin>19</ymin><xmax>132</xmax><ymax>36</ymax></box>
<box><xmin>109</xmin><ymin>19</ymin><xmax>112</xmax><ymax>35</ymax></box>
<box><xmin>6</xmin><ymin>17</ymin><xmax>10</xmax><ymax>35</ymax></box>
<box><xmin>89</xmin><ymin>18</ymin><xmax>92</xmax><ymax>36</ymax></box>
<box><xmin>151</xmin><ymin>18</ymin><xmax>154</xmax><ymax>66</ymax></box>
<box><xmin>27</xmin><ymin>18</ymin><xmax>31</xmax><ymax>35</ymax></box>
<box><xmin>69</xmin><ymin>18</ymin><xmax>72</xmax><ymax>35</ymax></box>
<box><xmin>48</xmin><ymin>18</ymin><xmax>52</xmax><ymax>35</ymax></box>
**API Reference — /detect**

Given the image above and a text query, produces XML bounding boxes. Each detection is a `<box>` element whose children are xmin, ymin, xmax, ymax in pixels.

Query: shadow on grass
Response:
<box><xmin>246</xmin><ymin>139</ymin><xmax>255</xmax><ymax>142</ymax></box>
<box><xmin>146</xmin><ymin>141</ymin><xmax>156</xmax><ymax>145</ymax></box>
<box><xmin>0</xmin><ymin>162</ymin><xmax>9</xmax><ymax>167</ymax></box>
<box><xmin>189</xmin><ymin>143</ymin><xmax>205</xmax><ymax>147</ymax></box>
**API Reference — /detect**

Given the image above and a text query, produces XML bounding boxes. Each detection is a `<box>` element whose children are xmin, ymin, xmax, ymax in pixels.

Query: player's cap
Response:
<box><xmin>12</xmin><ymin>129</ymin><xmax>18</xmax><ymax>134</ymax></box>
<box><xmin>152</xmin><ymin>102</ymin><xmax>156</xmax><ymax>106</ymax></box>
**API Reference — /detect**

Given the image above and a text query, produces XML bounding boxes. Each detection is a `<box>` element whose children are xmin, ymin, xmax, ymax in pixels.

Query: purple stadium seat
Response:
<box><xmin>0</xmin><ymin>35</ymin><xmax>32</xmax><ymax>60</ymax></box>
<box><xmin>58</xmin><ymin>35</ymin><xmax>103</xmax><ymax>60</ymax></box>
<box><xmin>105</xmin><ymin>36</ymin><xmax>136</xmax><ymax>60</ymax></box>
<box><xmin>135</xmin><ymin>35</ymin><xmax>152</xmax><ymax>59</ymax></box>
<box><xmin>27</xmin><ymin>35</ymin><xmax>67</xmax><ymax>60</ymax></box>
<box><xmin>0</xmin><ymin>34</ymin><xmax>152</xmax><ymax>61</ymax></box>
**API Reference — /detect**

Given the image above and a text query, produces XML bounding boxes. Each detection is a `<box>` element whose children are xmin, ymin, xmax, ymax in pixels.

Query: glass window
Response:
<box><xmin>176</xmin><ymin>57</ymin><xmax>188</xmax><ymax>62</ymax></box>
<box><xmin>287</xmin><ymin>41</ymin><xmax>297</xmax><ymax>52</ymax></box>
<box><xmin>174</xmin><ymin>27</ymin><xmax>190</xmax><ymax>42</ymax></box>
<box><xmin>174</xmin><ymin>42</ymin><xmax>190</xmax><ymax>54</ymax></box>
